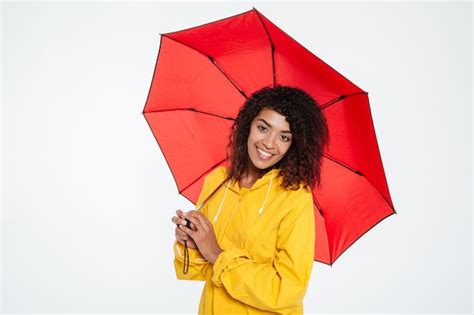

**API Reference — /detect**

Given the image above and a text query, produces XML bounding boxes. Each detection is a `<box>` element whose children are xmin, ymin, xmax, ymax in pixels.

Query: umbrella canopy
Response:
<box><xmin>142</xmin><ymin>8</ymin><xmax>395</xmax><ymax>265</ymax></box>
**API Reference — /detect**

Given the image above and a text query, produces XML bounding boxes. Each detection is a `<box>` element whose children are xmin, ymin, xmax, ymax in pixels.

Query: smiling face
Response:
<box><xmin>247</xmin><ymin>107</ymin><xmax>293</xmax><ymax>174</ymax></box>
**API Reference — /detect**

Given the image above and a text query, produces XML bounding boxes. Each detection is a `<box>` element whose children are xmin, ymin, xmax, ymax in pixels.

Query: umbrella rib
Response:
<box><xmin>143</xmin><ymin>108</ymin><xmax>235</xmax><ymax>121</ymax></box>
<box><xmin>323</xmin><ymin>153</ymin><xmax>396</xmax><ymax>213</ymax></box>
<box><xmin>254</xmin><ymin>9</ymin><xmax>276</xmax><ymax>87</ymax></box>
<box><xmin>207</xmin><ymin>56</ymin><xmax>248</xmax><ymax>99</ymax></box>
<box><xmin>311</xmin><ymin>196</ymin><xmax>334</xmax><ymax>265</ymax></box>
<box><xmin>323</xmin><ymin>153</ymin><xmax>362</xmax><ymax>175</ymax></box>
<box><xmin>324</xmin><ymin>210</ymin><xmax>396</xmax><ymax>266</ymax></box>
<box><xmin>178</xmin><ymin>158</ymin><xmax>228</xmax><ymax>195</ymax></box>
<box><xmin>317</xmin><ymin>155</ymin><xmax>397</xmax><ymax>266</ymax></box>
<box><xmin>251</xmin><ymin>10</ymin><xmax>367</xmax><ymax>93</ymax></box>
<box><xmin>320</xmin><ymin>91</ymin><xmax>368</xmax><ymax>110</ymax></box>
<box><xmin>313</xmin><ymin>195</ymin><xmax>325</xmax><ymax>218</ymax></box>
<box><xmin>161</xmin><ymin>35</ymin><xmax>248</xmax><ymax>99</ymax></box>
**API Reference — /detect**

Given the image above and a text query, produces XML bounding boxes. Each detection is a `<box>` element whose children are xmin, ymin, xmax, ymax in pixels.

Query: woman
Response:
<box><xmin>171</xmin><ymin>85</ymin><xmax>329</xmax><ymax>314</ymax></box>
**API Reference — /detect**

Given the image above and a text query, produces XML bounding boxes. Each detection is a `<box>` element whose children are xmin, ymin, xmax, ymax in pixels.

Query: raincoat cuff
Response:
<box><xmin>211</xmin><ymin>247</ymin><xmax>251</xmax><ymax>287</ymax></box>
<box><xmin>174</xmin><ymin>240</ymin><xmax>208</xmax><ymax>265</ymax></box>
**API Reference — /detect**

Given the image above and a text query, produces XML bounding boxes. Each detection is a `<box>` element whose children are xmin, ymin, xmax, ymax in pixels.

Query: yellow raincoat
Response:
<box><xmin>173</xmin><ymin>166</ymin><xmax>315</xmax><ymax>314</ymax></box>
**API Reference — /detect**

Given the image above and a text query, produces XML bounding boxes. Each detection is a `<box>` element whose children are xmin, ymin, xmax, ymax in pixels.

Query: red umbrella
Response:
<box><xmin>142</xmin><ymin>8</ymin><xmax>396</xmax><ymax>265</ymax></box>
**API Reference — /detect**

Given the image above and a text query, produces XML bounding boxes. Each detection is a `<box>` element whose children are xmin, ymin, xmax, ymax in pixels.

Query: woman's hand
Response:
<box><xmin>178</xmin><ymin>210</ymin><xmax>224</xmax><ymax>264</ymax></box>
<box><xmin>172</xmin><ymin>210</ymin><xmax>198</xmax><ymax>250</ymax></box>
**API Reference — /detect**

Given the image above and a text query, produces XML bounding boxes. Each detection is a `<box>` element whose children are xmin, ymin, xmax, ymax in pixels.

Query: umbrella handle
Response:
<box><xmin>183</xmin><ymin>240</ymin><xmax>189</xmax><ymax>274</ymax></box>
<box><xmin>177</xmin><ymin>219</ymin><xmax>192</xmax><ymax>274</ymax></box>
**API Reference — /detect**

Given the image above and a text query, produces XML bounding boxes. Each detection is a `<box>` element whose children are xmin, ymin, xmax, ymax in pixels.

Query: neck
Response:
<box><xmin>239</xmin><ymin>163</ymin><xmax>258</xmax><ymax>189</ymax></box>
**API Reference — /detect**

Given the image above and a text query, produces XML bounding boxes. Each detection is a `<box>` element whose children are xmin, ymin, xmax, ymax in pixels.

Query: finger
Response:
<box><xmin>171</xmin><ymin>216</ymin><xmax>180</xmax><ymax>224</ymax></box>
<box><xmin>186</xmin><ymin>210</ymin><xmax>202</xmax><ymax>217</ymax></box>
<box><xmin>176</xmin><ymin>227</ymin><xmax>190</xmax><ymax>240</ymax></box>
<box><xmin>187</xmin><ymin>211</ymin><xmax>210</xmax><ymax>227</ymax></box>
<box><xmin>176</xmin><ymin>231</ymin><xmax>190</xmax><ymax>241</ymax></box>
<box><xmin>176</xmin><ymin>227</ymin><xmax>189</xmax><ymax>237</ymax></box>
<box><xmin>184</xmin><ymin>215</ymin><xmax>201</xmax><ymax>230</ymax></box>
<box><xmin>186</xmin><ymin>211</ymin><xmax>207</xmax><ymax>224</ymax></box>
<box><xmin>172</xmin><ymin>216</ymin><xmax>188</xmax><ymax>226</ymax></box>
<box><xmin>181</xmin><ymin>218</ymin><xmax>196</xmax><ymax>230</ymax></box>
<box><xmin>176</xmin><ymin>234</ymin><xmax>189</xmax><ymax>242</ymax></box>
<box><xmin>186</xmin><ymin>213</ymin><xmax>208</xmax><ymax>232</ymax></box>
<box><xmin>194</xmin><ymin>214</ymin><xmax>210</xmax><ymax>232</ymax></box>
<box><xmin>179</xmin><ymin>224</ymin><xmax>195</xmax><ymax>237</ymax></box>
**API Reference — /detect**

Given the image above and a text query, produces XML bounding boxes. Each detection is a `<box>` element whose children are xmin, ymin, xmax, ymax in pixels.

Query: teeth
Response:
<box><xmin>257</xmin><ymin>147</ymin><xmax>273</xmax><ymax>157</ymax></box>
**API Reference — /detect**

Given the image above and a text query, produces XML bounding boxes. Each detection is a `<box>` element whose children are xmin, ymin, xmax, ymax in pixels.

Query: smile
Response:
<box><xmin>257</xmin><ymin>147</ymin><xmax>274</xmax><ymax>159</ymax></box>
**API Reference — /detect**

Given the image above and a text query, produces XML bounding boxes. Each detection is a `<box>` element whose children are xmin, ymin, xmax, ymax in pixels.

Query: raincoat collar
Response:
<box><xmin>227</xmin><ymin>167</ymin><xmax>282</xmax><ymax>194</ymax></box>
<box><xmin>212</xmin><ymin>167</ymin><xmax>282</xmax><ymax>224</ymax></box>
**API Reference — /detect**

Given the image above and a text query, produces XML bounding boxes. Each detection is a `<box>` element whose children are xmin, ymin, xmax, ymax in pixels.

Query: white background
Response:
<box><xmin>2</xmin><ymin>1</ymin><xmax>472</xmax><ymax>314</ymax></box>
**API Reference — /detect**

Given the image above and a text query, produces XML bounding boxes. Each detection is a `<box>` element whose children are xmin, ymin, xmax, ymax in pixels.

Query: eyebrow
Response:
<box><xmin>257</xmin><ymin>118</ymin><xmax>292</xmax><ymax>133</ymax></box>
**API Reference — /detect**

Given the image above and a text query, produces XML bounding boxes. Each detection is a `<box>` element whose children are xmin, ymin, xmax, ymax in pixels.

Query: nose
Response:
<box><xmin>262</xmin><ymin>133</ymin><xmax>276</xmax><ymax>149</ymax></box>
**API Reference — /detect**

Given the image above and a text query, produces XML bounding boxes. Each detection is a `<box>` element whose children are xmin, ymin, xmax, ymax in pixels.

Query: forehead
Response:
<box><xmin>254</xmin><ymin>108</ymin><xmax>290</xmax><ymax>129</ymax></box>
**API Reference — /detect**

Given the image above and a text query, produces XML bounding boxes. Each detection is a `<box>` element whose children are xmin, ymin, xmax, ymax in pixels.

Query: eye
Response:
<box><xmin>257</xmin><ymin>125</ymin><xmax>267</xmax><ymax>132</ymax></box>
<box><xmin>281</xmin><ymin>135</ymin><xmax>291</xmax><ymax>142</ymax></box>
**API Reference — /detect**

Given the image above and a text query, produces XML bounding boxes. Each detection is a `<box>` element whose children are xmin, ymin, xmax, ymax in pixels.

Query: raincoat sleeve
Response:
<box><xmin>211</xmin><ymin>191</ymin><xmax>315</xmax><ymax>313</ymax></box>
<box><xmin>173</xmin><ymin>176</ymin><xmax>211</xmax><ymax>281</ymax></box>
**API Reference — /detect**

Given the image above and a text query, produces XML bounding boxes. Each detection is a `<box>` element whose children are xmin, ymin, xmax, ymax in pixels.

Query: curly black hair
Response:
<box><xmin>225</xmin><ymin>85</ymin><xmax>330</xmax><ymax>191</ymax></box>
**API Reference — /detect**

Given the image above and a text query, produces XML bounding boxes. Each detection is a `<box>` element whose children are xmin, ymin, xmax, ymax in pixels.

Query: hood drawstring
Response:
<box><xmin>212</xmin><ymin>169</ymin><xmax>275</xmax><ymax>223</ymax></box>
<box><xmin>213</xmin><ymin>180</ymin><xmax>231</xmax><ymax>223</ymax></box>
<box><xmin>258</xmin><ymin>169</ymin><xmax>274</xmax><ymax>216</ymax></box>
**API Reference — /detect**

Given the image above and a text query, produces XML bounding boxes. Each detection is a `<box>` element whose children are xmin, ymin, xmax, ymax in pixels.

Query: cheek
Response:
<box><xmin>280</xmin><ymin>142</ymin><xmax>292</xmax><ymax>155</ymax></box>
<box><xmin>247</xmin><ymin>132</ymin><xmax>257</xmax><ymax>151</ymax></box>
<box><xmin>247</xmin><ymin>131</ymin><xmax>254</xmax><ymax>145</ymax></box>
<box><xmin>247</xmin><ymin>129</ymin><xmax>260</xmax><ymax>143</ymax></box>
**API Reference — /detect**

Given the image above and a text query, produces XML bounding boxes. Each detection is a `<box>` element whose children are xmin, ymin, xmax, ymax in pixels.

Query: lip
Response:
<box><xmin>256</xmin><ymin>146</ymin><xmax>274</xmax><ymax>160</ymax></box>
